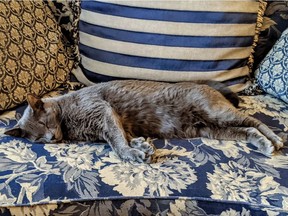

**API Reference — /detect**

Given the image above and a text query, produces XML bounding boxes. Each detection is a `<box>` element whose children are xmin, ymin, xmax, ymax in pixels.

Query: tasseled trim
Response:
<box><xmin>241</xmin><ymin>0</ymin><xmax>267</xmax><ymax>96</ymax></box>
<box><xmin>247</xmin><ymin>0</ymin><xmax>267</xmax><ymax>75</ymax></box>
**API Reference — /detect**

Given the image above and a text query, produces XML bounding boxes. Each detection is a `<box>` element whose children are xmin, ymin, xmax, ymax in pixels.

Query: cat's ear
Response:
<box><xmin>27</xmin><ymin>94</ymin><xmax>44</xmax><ymax>111</ymax></box>
<box><xmin>4</xmin><ymin>126</ymin><xmax>23</xmax><ymax>137</ymax></box>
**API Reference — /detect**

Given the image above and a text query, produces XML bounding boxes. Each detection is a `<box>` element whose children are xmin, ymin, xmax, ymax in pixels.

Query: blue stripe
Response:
<box><xmin>82</xmin><ymin>1</ymin><xmax>257</xmax><ymax>24</ymax></box>
<box><xmin>81</xmin><ymin>65</ymin><xmax>128</xmax><ymax>82</ymax></box>
<box><xmin>222</xmin><ymin>76</ymin><xmax>247</xmax><ymax>86</ymax></box>
<box><xmin>81</xmin><ymin>65</ymin><xmax>247</xmax><ymax>87</ymax></box>
<box><xmin>80</xmin><ymin>44</ymin><xmax>247</xmax><ymax>71</ymax></box>
<box><xmin>80</xmin><ymin>21</ymin><xmax>254</xmax><ymax>48</ymax></box>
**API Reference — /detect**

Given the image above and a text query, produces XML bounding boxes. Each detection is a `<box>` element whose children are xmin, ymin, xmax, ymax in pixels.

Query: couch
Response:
<box><xmin>0</xmin><ymin>1</ymin><xmax>288</xmax><ymax>215</ymax></box>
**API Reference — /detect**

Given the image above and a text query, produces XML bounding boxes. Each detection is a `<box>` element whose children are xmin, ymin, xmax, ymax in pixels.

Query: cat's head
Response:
<box><xmin>4</xmin><ymin>94</ymin><xmax>63</xmax><ymax>143</ymax></box>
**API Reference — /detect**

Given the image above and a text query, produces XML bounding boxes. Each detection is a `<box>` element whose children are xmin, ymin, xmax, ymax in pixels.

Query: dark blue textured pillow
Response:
<box><xmin>253</xmin><ymin>1</ymin><xmax>288</xmax><ymax>70</ymax></box>
<box><xmin>75</xmin><ymin>0</ymin><xmax>263</xmax><ymax>92</ymax></box>
<box><xmin>255</xmin><ymin>28</ymin><xmax>288</xmax><ymax>103</ymax></box>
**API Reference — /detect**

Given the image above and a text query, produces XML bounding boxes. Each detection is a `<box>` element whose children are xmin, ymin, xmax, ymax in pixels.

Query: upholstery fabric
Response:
<box><xmin>0</xmin><ymin>0</ymin><xmax>74</xmax><ymax>111</ymax></box>
<box><xmin>75</xmin><ymin>0</ymin><xmax>264</xmax><ymax>92</ymax></box>
<box><xmin>253</xmin><ymin>1</ymin><xmax>288</xmax><ymax>70</ymax></box>
<box><xmin>46</xmin><ymin>0</ymin><xmax>81</xmax><ymax>68</ymax></box>
<box><xmin>255</xmin><ymin>28</ymin><xmax>288</xmax><ymax>103</ymax></box>
<box><xmin>0</xmin><ymin>87</ymin><xmax>287</xmax><ymax>215</ymax></box>
<box><xmin>243</xmin><ymin>1</ymin><xmax>288</xmax><ymax>96</ymax></box>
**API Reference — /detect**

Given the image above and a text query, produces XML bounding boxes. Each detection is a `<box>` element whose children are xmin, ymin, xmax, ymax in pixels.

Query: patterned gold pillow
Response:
<box><xmin>0</xmin><ymin>0</ymin><xmax>74</xmax><ymax>111</ymax></box>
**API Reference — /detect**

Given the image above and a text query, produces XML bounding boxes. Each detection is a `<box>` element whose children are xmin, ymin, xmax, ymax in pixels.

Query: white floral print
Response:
<box><xmin>201</xmin><ymin>138</ymin><xmax>251</xmax><ymax>158</ymax></box>
<box><xmin>207</xmin><ymin>161</ymin><xmax>287</xmax><ymax>207</ymax></box>
<box><xmin>219</xmin><ymin>208</ymin><xmax>251</xmax><ymax>216</ymax></box>
<box><xmin>44</xmin><ymin>143</ymin><xmax>105</xmax><ymax>171</ymax></box>
<box><xmin>0</xmin><ymin>140</ymin><xmax>36</xmax><ymax>163</ymax></box>
<box><xmin>0</xmin><ymin>91</ymin><xmax>288</xmax><ymax>214</ymax></box>
<box><xmin>99</xmin><ymin>149</ymin><xmax>197</xmax><ymax>196</ymax></box>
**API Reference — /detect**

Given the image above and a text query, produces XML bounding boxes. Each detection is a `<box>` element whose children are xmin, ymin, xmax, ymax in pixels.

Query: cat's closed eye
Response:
<box><xmin>38</xmin><ymin>121</ymin><xmax>46</xmax><ymax>126</ymax></box>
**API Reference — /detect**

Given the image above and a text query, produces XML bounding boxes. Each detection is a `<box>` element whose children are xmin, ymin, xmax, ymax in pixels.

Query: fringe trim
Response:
<box><xmin>242</xmin><ymin>0</ymin><xmax>267</xmax><ymax>96</ymax></box>
<box><xmin>247</xmin><ymin>0</ymin><xmax>267</xmax><ymax>73</ymax></box>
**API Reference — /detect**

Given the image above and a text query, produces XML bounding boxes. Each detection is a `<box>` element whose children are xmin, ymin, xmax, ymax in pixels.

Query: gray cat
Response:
<box><xmin>4</xmin><ymin>80</ymin><xmax>283</xmax><ymax>162</ymax></box>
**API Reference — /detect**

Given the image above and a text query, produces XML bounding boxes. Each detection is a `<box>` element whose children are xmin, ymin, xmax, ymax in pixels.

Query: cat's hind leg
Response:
<box><xmin>202</xmin><ymin>101</ymin><xmax>283</xmax><ymax>151</ymax></box>
<box><xmin>198</xmin><ymin>126</ymin><xmax>275</xmax><ymax>156</ymax></box>
<box><xmin>219</xmin><ymin>111</ymin><xmax>283</xmax><ymax>151</ymax></box>
<box><xmin>240</xmin><ymin>116</ymin><xmax>283</xmax><ymax>150</ymax></box>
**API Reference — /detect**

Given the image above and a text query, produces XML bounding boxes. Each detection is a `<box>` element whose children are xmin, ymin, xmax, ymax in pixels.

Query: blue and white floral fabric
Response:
<box><xmin>256</xmin><ymin>28</ymin><xmax>288</xmax><ymax>104</ymax></box>
<box><xmin>0</xmin><ymin>88</ymin><xmax>288</xmax><ymax>215</ymax></box>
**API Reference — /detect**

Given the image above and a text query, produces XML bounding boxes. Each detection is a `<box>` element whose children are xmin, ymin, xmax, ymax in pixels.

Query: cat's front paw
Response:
<box><xmin>118</xmin><ymin>137</ymin><xmax>155</xmax><ymax>163</ymax></box>
<box><xmin>121</xmin><ymin>148</ymin><xmax>147</xmax><ymax>163</ymax></box>
<box><xmin>130</xmin><ymin>137</ymin><xmax>155</xmax><ymax>157</ymax></box>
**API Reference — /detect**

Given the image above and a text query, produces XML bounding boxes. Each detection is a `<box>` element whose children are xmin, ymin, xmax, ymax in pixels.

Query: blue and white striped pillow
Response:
<box><xmin>75</xmin><ymin>0</ymin><xmax>261</xmax><ymax>92</ymax></box>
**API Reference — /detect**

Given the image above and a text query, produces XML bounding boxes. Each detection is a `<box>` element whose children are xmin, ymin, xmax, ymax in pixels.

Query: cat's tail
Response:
<box><xmin>195</xmin><ymin>80</ymin><xmax>241</xmax><ymax>108</ymax></box>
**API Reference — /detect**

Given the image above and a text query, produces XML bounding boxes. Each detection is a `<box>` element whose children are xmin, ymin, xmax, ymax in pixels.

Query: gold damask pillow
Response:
<box><xmin>0</xmin><ymin>0</ymin><xmax>74</xmax><ymax>111</ymax></box>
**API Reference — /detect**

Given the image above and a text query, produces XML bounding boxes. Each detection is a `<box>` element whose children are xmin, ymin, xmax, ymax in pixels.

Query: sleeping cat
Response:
<box><xmin>4</xmin><ymin>80</ymin><xmax>283</xmax><ymax>162</ymax></box>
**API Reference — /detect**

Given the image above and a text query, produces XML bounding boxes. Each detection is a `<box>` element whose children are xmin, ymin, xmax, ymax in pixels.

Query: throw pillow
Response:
<box><xmin>253</xmin><ymin>1</ymin><xmax>288</xmax><ymax>71</ymax></box>
<box><xmin>75</xmin><ymin>0</ymin><xmax>265</xmax><ymax>92</ymax></box>
<box><xmin>255</xmin><ymin>27</ymin><xmax>288</xmax><ymax>103</ymax></box>
<box><xmin>0</xmin><ymin>0</ymin><xmax>74</xmax><ymax>111</ymax></box>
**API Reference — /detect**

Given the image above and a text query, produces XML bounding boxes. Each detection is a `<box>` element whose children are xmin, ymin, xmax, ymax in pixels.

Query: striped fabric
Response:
<box><xmin>76</xmin><ymin>0</ymin><xmax>261</xmax><ymax>92</ymax></box>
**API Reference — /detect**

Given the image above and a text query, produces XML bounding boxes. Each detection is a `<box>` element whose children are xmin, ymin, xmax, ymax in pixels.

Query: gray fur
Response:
<box><xmin>5</xmin><ymin>80</ymin><xmax>283</xmax><ymax>162</ymax></box>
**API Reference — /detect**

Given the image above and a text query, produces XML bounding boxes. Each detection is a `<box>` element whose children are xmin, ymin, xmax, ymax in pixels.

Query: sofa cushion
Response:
<box><xmin>75</xmin><ymin>0</ymin><xmax>264</xmax><ymax>92</ymax></box>
<box><xmin>255</xmin><ymin>28</ymin><xmax>288</xmax><ymax>103</ymax></box>
<box><xmin>0</xmin><ymin>0</ymin><xmax>74</xmax><ymax>111</ymax></box>
<box><xmin>0</xmin><ymin>87</ymin><xmax>287</xmax><ymax>215</ymax></box>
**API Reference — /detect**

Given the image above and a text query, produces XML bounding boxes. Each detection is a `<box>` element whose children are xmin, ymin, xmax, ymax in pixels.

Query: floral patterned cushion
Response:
<box><xmin>0</xmin><ymin>88</ymin><xmax>287</xmax><ymax>215</ymax></box>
